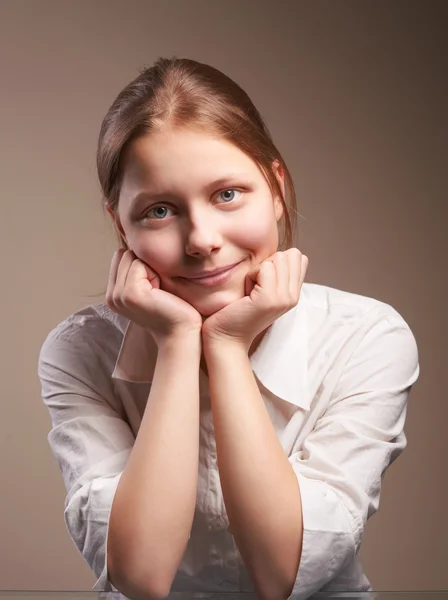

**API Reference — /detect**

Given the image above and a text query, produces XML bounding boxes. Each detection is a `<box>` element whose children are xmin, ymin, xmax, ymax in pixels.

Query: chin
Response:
<box><xmin>197</xmin><ymin>303</ymin><xmax>222</xmax><ymax>318</ymax></box>
<box><xmin>191</xmin><ymin>289</ymin><xmax>243</xmax><ymax>318</ymax></box>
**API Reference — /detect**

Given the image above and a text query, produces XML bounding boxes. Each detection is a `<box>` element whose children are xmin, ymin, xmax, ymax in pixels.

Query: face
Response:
<box><xmin>108</xmin><ymin>126</ymin><xmax>285</xmax><ymax>317</ymax></box>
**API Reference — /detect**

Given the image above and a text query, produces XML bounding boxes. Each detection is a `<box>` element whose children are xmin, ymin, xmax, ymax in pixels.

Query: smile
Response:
<box><xmin>181</xmin><ymin>262</ymin><xmax>242</xmax><ymax>286</ymax></box>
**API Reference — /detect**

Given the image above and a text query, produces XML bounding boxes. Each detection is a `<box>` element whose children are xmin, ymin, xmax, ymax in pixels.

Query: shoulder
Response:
<box><xmin>301</xmin><ymin>281</ymin><xmax>413</xmax><ymax>329</ymax></box>
<box><xmin>38</xmin><ymin>302</ymin><xmax>129</xmax><ymax>362</ymax></box>
<box><xmin>300</xmin><ymin>282</ymin><xmax>418</xmax><ymax>373</ymax></box>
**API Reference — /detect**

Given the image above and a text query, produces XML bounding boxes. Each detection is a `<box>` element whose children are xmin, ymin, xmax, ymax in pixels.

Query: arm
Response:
<box><xmin>204</xmin><ymin>306</ymin><xmax>419</xmax><ymax>600</ymax></box>
<box><xmin>38</xmin><ymin>327</ymin><xmax>201</xmax><ymax>600</ymax></box>
<box><xmin>203</xmin><ymin>340</ymin><xmax>303</xmax><ymax>600</ymax></box>
<box><xmin>108</xmin><ymin>332</ymin><xmax>201</xmax><ymax>599</ymax></box>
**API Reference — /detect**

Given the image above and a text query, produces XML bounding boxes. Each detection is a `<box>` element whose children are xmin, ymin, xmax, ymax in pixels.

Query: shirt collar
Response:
<box><xmin>111</xmin><ymin>297</ymin><xmax>309</xmax><ymax>411</ymax></box>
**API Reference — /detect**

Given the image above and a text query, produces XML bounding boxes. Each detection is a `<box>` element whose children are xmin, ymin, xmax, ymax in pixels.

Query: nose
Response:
<box><xmin>184</xmin><ymin>213</ymin><xmax>223</xmax><ymax>257</ymax></box>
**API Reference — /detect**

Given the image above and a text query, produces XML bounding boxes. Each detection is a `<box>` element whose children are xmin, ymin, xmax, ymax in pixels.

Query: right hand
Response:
<box><xmin>106</xmin><ymin>249</ymin><xmax>203</xmax><ymax>344</ymax></box>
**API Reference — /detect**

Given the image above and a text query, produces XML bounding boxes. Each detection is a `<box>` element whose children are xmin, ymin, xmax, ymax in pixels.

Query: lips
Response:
<box><xmin>181</xmin><ymin>261</ymin><xmax>242</xmax><ymax>286</ymax></box>
<box><xmin>187</xmin><ymin>262</ymin><xmax>240</xmax><ymax>280</ymax></box>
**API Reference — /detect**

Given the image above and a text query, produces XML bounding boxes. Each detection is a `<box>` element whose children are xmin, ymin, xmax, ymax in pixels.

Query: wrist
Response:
<box><xmin>157</xmin><ymin>329</ymin><xmax>202</xmax><ymax>354</ymax></box>
<box><xmin>202</xmin><ymin>335</ymin><xmax>249</xmax><ymax>358</ymax></box>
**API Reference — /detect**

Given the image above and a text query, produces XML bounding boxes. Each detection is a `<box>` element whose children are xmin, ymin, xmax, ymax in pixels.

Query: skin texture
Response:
<box><xmin>109</xmin><ymin>128</ymin><xmax>283</xmax><ymax>302</ymax></box>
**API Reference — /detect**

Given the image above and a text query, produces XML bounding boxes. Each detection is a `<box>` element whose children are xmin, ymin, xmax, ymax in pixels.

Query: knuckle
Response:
<box><xmin>105</xmin><ymin>289</ymin><xmax>115</xmax><ymax>307</ymax></box>
<box><xmin>121</xmin><ymin>288</ymin><xmax>140</xmax><ymax>308</ymax></box>
<box><xmin>112</xmin><ymin>290</ymin><xmax>123</xmax><ymax>306</ymax></box>
<box><xmin>121</xmin><ymin>290</ymin><xmax>133</xmax><ymax>305</ymax></box>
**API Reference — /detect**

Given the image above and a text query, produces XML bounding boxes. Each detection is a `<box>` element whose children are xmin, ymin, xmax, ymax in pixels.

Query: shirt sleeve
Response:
<box><xmin>37</xmin><ymin>329</ymin><xmax>136</xmax><ymax>592</ymax></box>
<box><xmin>286</xmin><ymin>306</ymin><xmax>420</xmax><ymax>600</ymax></box>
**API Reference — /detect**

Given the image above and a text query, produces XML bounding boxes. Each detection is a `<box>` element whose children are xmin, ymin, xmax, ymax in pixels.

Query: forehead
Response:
<box><xmin>122</xmin><ymin>128</ymin><xmax>261</xmax><ymax>187</ymax></box>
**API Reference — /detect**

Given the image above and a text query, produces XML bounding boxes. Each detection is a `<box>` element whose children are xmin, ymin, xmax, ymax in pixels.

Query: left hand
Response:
<box><xmin>201</xmin><ymin>248</ymin><xmax>308</xmax><ymax>352</ymax></box>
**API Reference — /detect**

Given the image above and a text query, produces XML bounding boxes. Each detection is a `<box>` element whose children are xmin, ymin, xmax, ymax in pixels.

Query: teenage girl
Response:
<box><xmin>38</xmin><ymin>57</ymin><xmax>419</xmax><ymax>600</ymax></box>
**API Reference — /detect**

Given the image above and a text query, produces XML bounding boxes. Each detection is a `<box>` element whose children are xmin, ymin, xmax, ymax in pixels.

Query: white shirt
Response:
<box><xmin>37</xmin><ymin>282</ymin><xmax>419</xmax><ymax>599</ymax></box>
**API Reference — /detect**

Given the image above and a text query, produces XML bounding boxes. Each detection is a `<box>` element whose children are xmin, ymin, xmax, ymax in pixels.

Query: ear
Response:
<box><xmin>272</xmin><ymin>159</ymin><xmax>285</xmax><ymax>222</ymax></box>
<box><xmin>106</xmin><ymin>203</ymin><xmax>128</xmax><ymax>246</ymax></box>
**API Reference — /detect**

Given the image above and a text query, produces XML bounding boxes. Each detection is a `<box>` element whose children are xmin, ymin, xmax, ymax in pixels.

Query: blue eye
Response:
<box><xmin>143</xmin><ymin>189</ymin><xmax>242</xmax><ymax>222</ymax></box>
<box><xmin>218</xmin><ymin>189</ymin><xmax>242</xmax><ymax>203</ymax></box>
<box><xmin>146</xmin><ymin>205</ymin><xmax>172</xmax><ymax>220</ymax></box>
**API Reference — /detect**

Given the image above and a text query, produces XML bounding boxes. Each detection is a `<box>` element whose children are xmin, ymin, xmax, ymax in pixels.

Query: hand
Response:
<box><xmin>106</xmin><ymin>249</ymin><xmax>203</xmax><ymax>345</ymax></box>
<box><xmin>201</xmin><ymin>248</ymin><xmax>308</xmax><ymax>352</ymax></box>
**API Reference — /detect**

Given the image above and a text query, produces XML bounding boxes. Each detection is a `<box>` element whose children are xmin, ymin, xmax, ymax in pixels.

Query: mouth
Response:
<box><xmin>180</xmin><ymin>261</ymin><xmax>242</xmax><ymax>287</ymax></box>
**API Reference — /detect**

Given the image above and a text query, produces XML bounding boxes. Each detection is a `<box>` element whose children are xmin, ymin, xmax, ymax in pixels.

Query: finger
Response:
<box><xmin>245</xmin><ymin>250</ymin><xmax>281</xmax><ymax>297</ymax></box>
<box><xmin>126</xmin><ymin>256</ymin><xmax>161</xmax><ymax>293</ymax></box>
<box><xmin>273</xmin><ymin>251</ymin><xmax>290</xmax><ymax>297</ymax></box>
<box><xmin>296</xmin><ymin>253</ymin><xmax>308</xmax><ymax>301</ymax></box>
<box><xmin>288</xmin><ymin>248</ymin><xmax>303</xmax><ymax>298</ymax></box>
<box><xmin>246</xmin><ymin>252</ymin><xmax>276</xmax><ymax>283</ymax></box>
<box><xmin>245</xmin><ymin>261</ymin><xmax>268</xmax><ymax>298</ymax></box>
<box><xmin>106</xmin><ymin>248</ymin><xmax>126</xmax><ymax>305</ymax></box>
<box><xmin>255</xmin><ymin>260</ymin><xmax>277</xmax><ymax>296</ymax></box>
<box><xmin>113</xmin><ymin>250</ymin><xmax>137</xmax><ymax>306</ymax></box>
<box><xmin>299</xmin><ymin>254</ymin><xmax>309</xmax><ymax>287</ymax></box>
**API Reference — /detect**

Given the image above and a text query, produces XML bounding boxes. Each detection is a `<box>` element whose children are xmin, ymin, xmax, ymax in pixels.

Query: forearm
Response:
<box><xmin>108</xmin><ymin>332</ymin><xmax>201</xmax><ymax>599</ymax></box>
<box><xmin>204</xmin><ymin>341</ymin><xmax>303</xmax><ymax>600</ymax></box>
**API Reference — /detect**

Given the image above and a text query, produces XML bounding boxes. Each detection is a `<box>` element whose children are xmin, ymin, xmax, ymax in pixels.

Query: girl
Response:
<box><xmin>38</xmin><ymin>57</ymin><xmax>419</xmax><ymax>600</ymax></box>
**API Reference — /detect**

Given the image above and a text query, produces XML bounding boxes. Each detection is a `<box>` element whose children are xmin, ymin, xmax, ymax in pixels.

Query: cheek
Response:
<box><xmin>235</xmin><ymin>211</ymin><xmax>279</xmax><ymax>253</ymax></box>
<box><xmin>130</xmin><ymin>240</ymin><xmax>173</xmax><ymax>275</ymax></box>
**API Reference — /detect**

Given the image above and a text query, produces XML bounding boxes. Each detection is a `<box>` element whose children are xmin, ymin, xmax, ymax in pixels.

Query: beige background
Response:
<box><xmin>1</xmin><ymin>0</ymin><xmax>446</xmax><ymax>593</ymax></box>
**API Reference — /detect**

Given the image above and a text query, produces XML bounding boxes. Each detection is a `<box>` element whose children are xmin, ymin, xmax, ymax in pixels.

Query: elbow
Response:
<box><xmin>110</xmin><ymin>572</ymin><xmax>171</xmax><ymax>600</ymax></box>
<box><xmin>253</xmin><ymin>572</ymin><xmax>296</xmax><ymax>600</ymax></box>
<box><xmin>108</xmin><ymin>556</ymin><xmax>172</xmax><ymax>600</ymax></box>
<box><xmin>139</xmin><ymin>585</ymin><xmax>172</xmax><ymax>600</ymax></box>
<box><xmin>250</xmin><ymin>533</ymin><xmax>302</xmax><ymax>600</ymax></box>
<box><xmin>249</xmin><ymin>558</ymin><xmax>299</xmax><ymax>600</ymax></box>
<box><xmin>143</xmin><ymin>579</ymin><xmax>173</xmax><ymax>600</ymax></box>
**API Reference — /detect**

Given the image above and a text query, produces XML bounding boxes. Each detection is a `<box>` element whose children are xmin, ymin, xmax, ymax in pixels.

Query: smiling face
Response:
<box><xmin>109</xmin><ymin>126</ymin><xmax>285</xmax><ymax>317</ymax></box>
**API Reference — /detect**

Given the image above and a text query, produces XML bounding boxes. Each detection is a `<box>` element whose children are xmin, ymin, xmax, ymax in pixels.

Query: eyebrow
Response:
<box><xmin>129</xmin><ymin>173</ymin><xmax>251</xmax><ymax>206</ymax></box>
